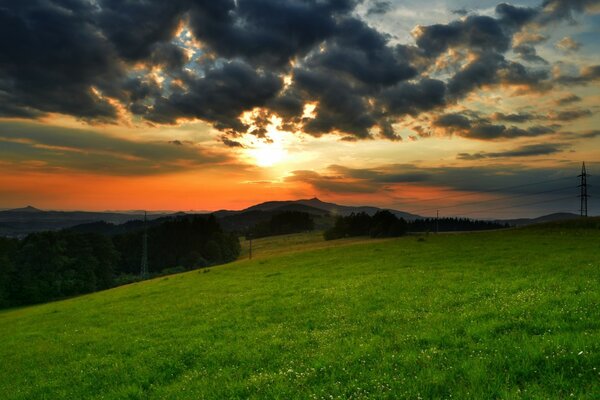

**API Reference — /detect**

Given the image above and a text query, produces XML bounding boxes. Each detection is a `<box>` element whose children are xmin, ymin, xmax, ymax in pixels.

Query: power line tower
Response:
<box><xmin>578</xmin><ymin>162</ymin><xmax>589</xmax><ymax>217</ymax></box>
<box><xmin>140</xmin><ymin>211</ymin><xmax>149</xmax><ymax>278</ymax></box>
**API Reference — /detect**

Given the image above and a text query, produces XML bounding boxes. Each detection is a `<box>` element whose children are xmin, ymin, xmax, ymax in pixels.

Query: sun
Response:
<box><xmin>240</xmin><ymin>114</ymin><xmax>292</xmax><ymax>168</ymax></box>
<box><xmin>248</xmin><ymin>139</ymin><xmax>287</xmax><ymax>167</ymax></box>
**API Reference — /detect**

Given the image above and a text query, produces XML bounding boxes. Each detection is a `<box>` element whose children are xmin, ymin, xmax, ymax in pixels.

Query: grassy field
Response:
<box><xmin>1</xmin><ymin>223</ymin><xmax>599</xmax><ymax>399</ymax></box>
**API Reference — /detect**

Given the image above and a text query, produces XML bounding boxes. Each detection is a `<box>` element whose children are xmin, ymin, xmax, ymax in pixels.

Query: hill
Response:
<box><xmin>242</xmin><ymin>197</ymin><xmax>421</xmax><ymax>220</ymax></box>
<box><xmin>499</xmin><ymin>212</ymin><xmax>581</xmax><ymax>227</ymax></box>
<box><xmin>0</xmin><ymin>207</ymin><xmax>174</xmax><ymax>238</ymax></box>
<box><xmin>1</xmin><ymin>221</ymin><xmax>599</xmax><ymax>399</ymax></box>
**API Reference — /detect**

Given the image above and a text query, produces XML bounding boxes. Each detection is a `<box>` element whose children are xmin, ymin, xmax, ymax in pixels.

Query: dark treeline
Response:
<box><xmin>325</xmin><ymin>211</ymin><xmax>408</xmax><ymax>240</ymax></box>
<box><xmin>250</xmin><ymin>211</ymin><xmax>315</xmax><ymax>238</ymax></box>
<box><xmin>0</xmin><ymin>215</ymin><xmax>239</xmax><ymax>309</ymax></box>
<box><xmin>409</xmin><ymin>218</ymin><xmax>509</xmax><ymax>232</ymax></box>
<box><xmin>325</xmin><ymin>212</ymin><xmax>508</xmax><ymax>240</ymax></box>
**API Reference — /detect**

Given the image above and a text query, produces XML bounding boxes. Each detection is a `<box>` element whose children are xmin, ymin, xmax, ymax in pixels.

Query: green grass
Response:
<box><xmin>1</xmin><ymin>224</ymin><xmax>599</xmax><ymax>399</ymax></box>
<box><xmin>238</xmin><ymin>231</ymin><xmax>389</xmax><ymax>260</ymax></box>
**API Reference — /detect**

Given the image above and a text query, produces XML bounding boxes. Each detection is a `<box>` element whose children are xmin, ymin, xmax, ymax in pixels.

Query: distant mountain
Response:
<box><xmin>3</xmin><ymin>200</ymin><xmax>580</xmax><ymax>238</ymax></box>
<box><xmin>242</xmin><ymin>197</ymin><xmax>421</xmax><ymax>220</ymax></box>
<box><xmin>499</xmin><ymin>212</ymin><xmax>581</xmax><ymax>227</ymax></box>
<box><xmin>7</xmin><ymin>205</ymin><xmax>43</xmax><ymax>213</ymax></box>
<box><xmin>0</xmin><ymin>208</ymin><xmax>174</xmax><ymax>238</ymax></box>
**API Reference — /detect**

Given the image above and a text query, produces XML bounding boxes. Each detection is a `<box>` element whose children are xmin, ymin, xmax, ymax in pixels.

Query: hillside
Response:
<box><xmin>242</xmin><ymin>197</ymin><xmax>422</xmax><ymax>220</ymax></box>
<box><xmin>0</xmin><ymin>207</ymin><xmax>173</xmax><ymax>237</ymax></box>
<box><xmin>1</xmin><ymin>223</ymin><xmax>599</xmax><ymax>399</ymax></box>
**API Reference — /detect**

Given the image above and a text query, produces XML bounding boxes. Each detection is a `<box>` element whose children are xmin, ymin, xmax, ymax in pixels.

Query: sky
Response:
<box><xmin>0</xmin><ymin>0</ymin><xmax>599</xmax><ymax>217</ymax></box>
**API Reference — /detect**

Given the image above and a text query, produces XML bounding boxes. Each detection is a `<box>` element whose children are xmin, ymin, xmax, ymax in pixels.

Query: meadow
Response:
<box><xmin>1</xmin><ymin>222</ymin><xmax>599</xmax><ymax>399</ymax></box>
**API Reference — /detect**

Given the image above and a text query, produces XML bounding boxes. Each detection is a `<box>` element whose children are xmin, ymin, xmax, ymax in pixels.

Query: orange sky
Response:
<box><xmin>1</xmin><ymin>1</ymin><xmax>599</xmax><ymax>217</ymax></box>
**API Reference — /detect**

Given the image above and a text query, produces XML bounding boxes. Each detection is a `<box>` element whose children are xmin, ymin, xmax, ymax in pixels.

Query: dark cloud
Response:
<box><xmin>293</xmin><ymin>69</ymin><xmax>377</xmax><ymax>139</ymax></box>
<box><xmin>492</xmin><ymin>108</ymin><xmax>593</xmax><ymax>123</ymax></box>
<box><xmin>435</xmin><ymin>113</ymin><xmax>473</xmax><ymax>129</ymax></box>
<box><xmin>492</xmin><ymin>112</ymin><xmax>537</xmax><ymax>123</ymax></box>
<box><xmin>457</xmin><ymin>143</ymin><xmax>569</xmax><ymax>160</ymax></box>
<box><xmin>434</xmin><ymin>113</ymin><xmax>558</xmax><ymax>140</ymax></box>
<box><xmin>446</xmin><ymin>52</ymin><xmax>549</xmax><ymax>97</ymax></box>
<box><xmin>188</xmin><ymin>0</ymin><xmax>356</xmax><ymax>67</ymax></box>
<box><xmin>538</xmin><ymin>0</ymin><xmax>600</xmax><ymax>25</ymax></box>
<box><xmin>288</xmin><ymin>163</ymin><xmax>582</xmax><ymax>207</ymax></box>
<box><xmin>367</xmin><ymin>1</ymin><xmax>392</xmax><ymax>16</ymax></box>
<box><xmin>0</xmin><ymin>121</ymin><xmax>230</xmax><ymax>175</ymax></box>
<box><xmin>513</xmin><ymin>45</ymin><xmax>548</xmax><ymax>64</ymax></box>
<box><xmin>575</xmin><ymin>130</ymin><xmax>600</xmax><ymax>139</ymax></box>
<box><xmin>549</xmin><ymin>109</ymin><xmax>593</xmax><ymax>122</ymax></box>
<box><xmin>0</xmin><ymin>0</ymin><xmax>596</xmax><ymax>144</ymax></box>
<box><xmin>381</xmin><ymin>79</ymin><xmax>447</xmax><ymax>116</ymax></box>
<box><xmin>451</xmin><ymin>8</ymin><xmax>470</xmax><ymax>16</ymax></box>
<box><xmin>496</xmin><ymin>3</ymin><xmax>539</xmax><ymax>28</ymax></box>
<box><xmin>555</xmin><ymin>95</ymin><xmax>582</xmax><ymax>106</ymax></box>
<box><xmin>286</xmin><ymin>170</ymin><xmax>379</xmax><ymax>194</ymax></box>
<box><xmin>556</xmin><ymin>65</ymin><xmax>600</xmax><ymax>85</ymax></box>
<box><xmin>143</xmin><ymin>61</ymin><xmax>283</xmax><ymax>132</ymax></box>
<box><xmin>0</xmin><ymin>0</ymin><xmax>124</xmax><ymax>120</ymax></box>
<box><xmin>305</xmin><ymin>18</ymin><xmax>417</xmax><ymax>87</ymax></box>
<box><xmin>415</xmin><ymin>16</ymin><xmax>510</xmax><ymax>58</ymax></box>
<box><xmin>221</xmin><ymin>137</ymin><xmax>245</xmax><ymax>148</ymax></box>
<box><xmin>95</xmin><ymin>0</ymin><xmax>186</xmax><ymax>62</ymax></box>
<box><xmin>465</xmin><ymin>124</ymin><xmax>557</xmax><ymax>140</ymax></box>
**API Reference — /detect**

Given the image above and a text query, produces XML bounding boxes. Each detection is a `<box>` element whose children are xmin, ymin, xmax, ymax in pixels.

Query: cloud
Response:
<box><xmin>555</xmin><ymin>36</ymin><xmax>582</xmax><ymax>52</ymax></box>
<box><xmin>434</xmin><ymin>113</ymin><xmax>558</xmax><ymax>140</ymax></box>
<box><xmin>492</xmin><ymin>112</ymin><xmax>538</xmax><ymax>123</ymax></box>
<box><xmin>457</xmin><ymin>143</ymin><xmax>569</xmax><ymax>160</ymax></box>
<box><xmin>0</xmin><ymin>0</ymin><xmax>597</xmax><ymax>144</ymax></box>
<box><xmin>285</xmin><ymin>169</ymin><xmax>380</xmax><ymax>194</ymax></box>
<box><xmin>141</xmin><ymin>60</ymin><xmax>283</xmax><ymax>132</ymax></box>
<box><xmin>366</xmin><ymin>1</ymin><xmax>392</xmax><ymax>16</ymax></box>
<box><xmin>221</xmin><ymin>137</ymin><xmax>245</xmax><ymax>148</ymax></box>
<box><xmin>0</xmin><ymin>1</ymin><xmax>124</xmax><ymax>120</ymax></box>
<box><xmin>287</xmin><ymin>163</ymin><xmax>580</xmax><ymax>201</ymax></box>
<box><xmin>0</xmin><ymin>121</ymin><xmax>230</xmax><ymax>175</ymax></box>
<box><xmin>556</xmin><ymin>65</ymin><xmax>600</xmax><ymax>85</ymax></box>
<box><xmin>513</xmin><ymin>45</ymin><xmax>548</xmax><ymax>64</ymax></box>
<box><xmin>548</xmin><ymin>109</ymin><xmax>593</xmax><ymax>122</ymax></box>
<box><xmin>555</xmin><ymin>94</ymin><xmax>582</xmax><ymax>105</ymax></box>
<box><xmin>538</xmin><ymin>0</ymin><xmax>600</xmax><ymax>25</ymax></box>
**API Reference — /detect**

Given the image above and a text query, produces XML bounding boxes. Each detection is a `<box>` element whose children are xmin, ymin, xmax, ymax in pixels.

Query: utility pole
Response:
<box><xmin>579</xmin><ymin>162</ymin><xmax>589</xmax><ymax>217</ymax></box>
<box><xmin>140</xmin><ymin>211</ymin><xmax>149</xmax><ymax>278</ymax></box>
<box><xmin>436</xmin><ymin>210</ymin><xmax>439</xmax><ymax>234</ymax></box>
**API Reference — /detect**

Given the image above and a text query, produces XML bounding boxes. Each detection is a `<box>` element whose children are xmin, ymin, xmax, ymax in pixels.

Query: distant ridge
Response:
<box><xmin>498</xmin><ymin>212</ymin><xmax>580</xmax><ymax>227</ymax></box>
<box><xmin>8</xmin><ymin>205</ymin><xmax>43</xmax><ymax>213</ymax></box>
<box><xmin>0</xmin><ymin>200</ymin><xmax>588</xmax><ymax>238</ymax></box>
<box><xmin>241</xmin><ymin>197</ymin><xmax>422</xmax><ymax>220</ymax></box>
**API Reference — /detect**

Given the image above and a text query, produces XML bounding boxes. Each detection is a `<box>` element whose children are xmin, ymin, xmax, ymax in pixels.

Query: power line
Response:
<box><xmin>392</xmin><ymin>176</ymin><xmax>573</xmax><ymax>210</ymax></box>
<box><xmin>410</xmin><ymin>185</ymin><xmax>576</xmax><ymax>214</ymax></box>
<box><xmin>457</xmin><ymin>195</ymin><xmax>577</xmax><ymax>217</ymax></box>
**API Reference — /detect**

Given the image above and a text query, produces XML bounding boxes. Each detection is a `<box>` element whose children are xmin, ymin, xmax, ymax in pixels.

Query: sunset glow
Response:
<box><xmin>0</xmin><ymin>0</ymin><xmax>598</xmax><ymax>217</ymax></box>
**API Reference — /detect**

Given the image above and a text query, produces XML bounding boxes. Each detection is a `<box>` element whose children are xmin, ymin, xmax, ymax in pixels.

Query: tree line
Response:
<box><xmin>249</xmin><ymin>211</ymin><xmax>315</xmax><ymax>238</ymax></box>
<box><xmin>324</xmin><ymin>211</ymin><xmax>508</xmax><ymax>240</ymax></box>
<box><xmin>0</xmin><ymin>215</ymin><xmax>239</xmax><ymax>309</ymax></box>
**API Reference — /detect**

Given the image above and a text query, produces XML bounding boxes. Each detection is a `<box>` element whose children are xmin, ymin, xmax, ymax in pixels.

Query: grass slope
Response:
<box><xmin>1</xmin><ymin>225</ymin><xmax>599</xmax><ymax>399</ymax></box>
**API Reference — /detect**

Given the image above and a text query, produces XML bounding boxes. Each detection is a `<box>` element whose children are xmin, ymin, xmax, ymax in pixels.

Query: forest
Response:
<box><xmin>0</xmin><ymin>215</ymin><xmax>240</xmax><ymax>308</ymax></box>
<box><xmin>324</xmin><ymin>211</ymin><xmax>508</xmax><ymax>240</ymax></box>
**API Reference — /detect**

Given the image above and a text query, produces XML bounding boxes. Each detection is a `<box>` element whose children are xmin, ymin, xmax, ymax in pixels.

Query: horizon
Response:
<box><xmin>0</xmin><ymin>0</ymin><xmax>599</xmax><ymax>218</ymax></box>
<box><xmin>1</xmin><ymin>197</ymin><xmax>596</xmax><ymax>220</ymax></box>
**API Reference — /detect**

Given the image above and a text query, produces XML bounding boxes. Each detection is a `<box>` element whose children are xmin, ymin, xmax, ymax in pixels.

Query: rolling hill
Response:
<box><xmin>0</xmin><ymin>207</ymin><xmax>174</xmax><ymax>238</ymax></box>
<box><xmin>1</xmin><ymin>221</ymin><xmax>599</xmax><ymax>399</ymax></box>
<box><xmin>240</xmin><ymin>197</ymin><xmax>422</xmax><ymax>220</ymax></box>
